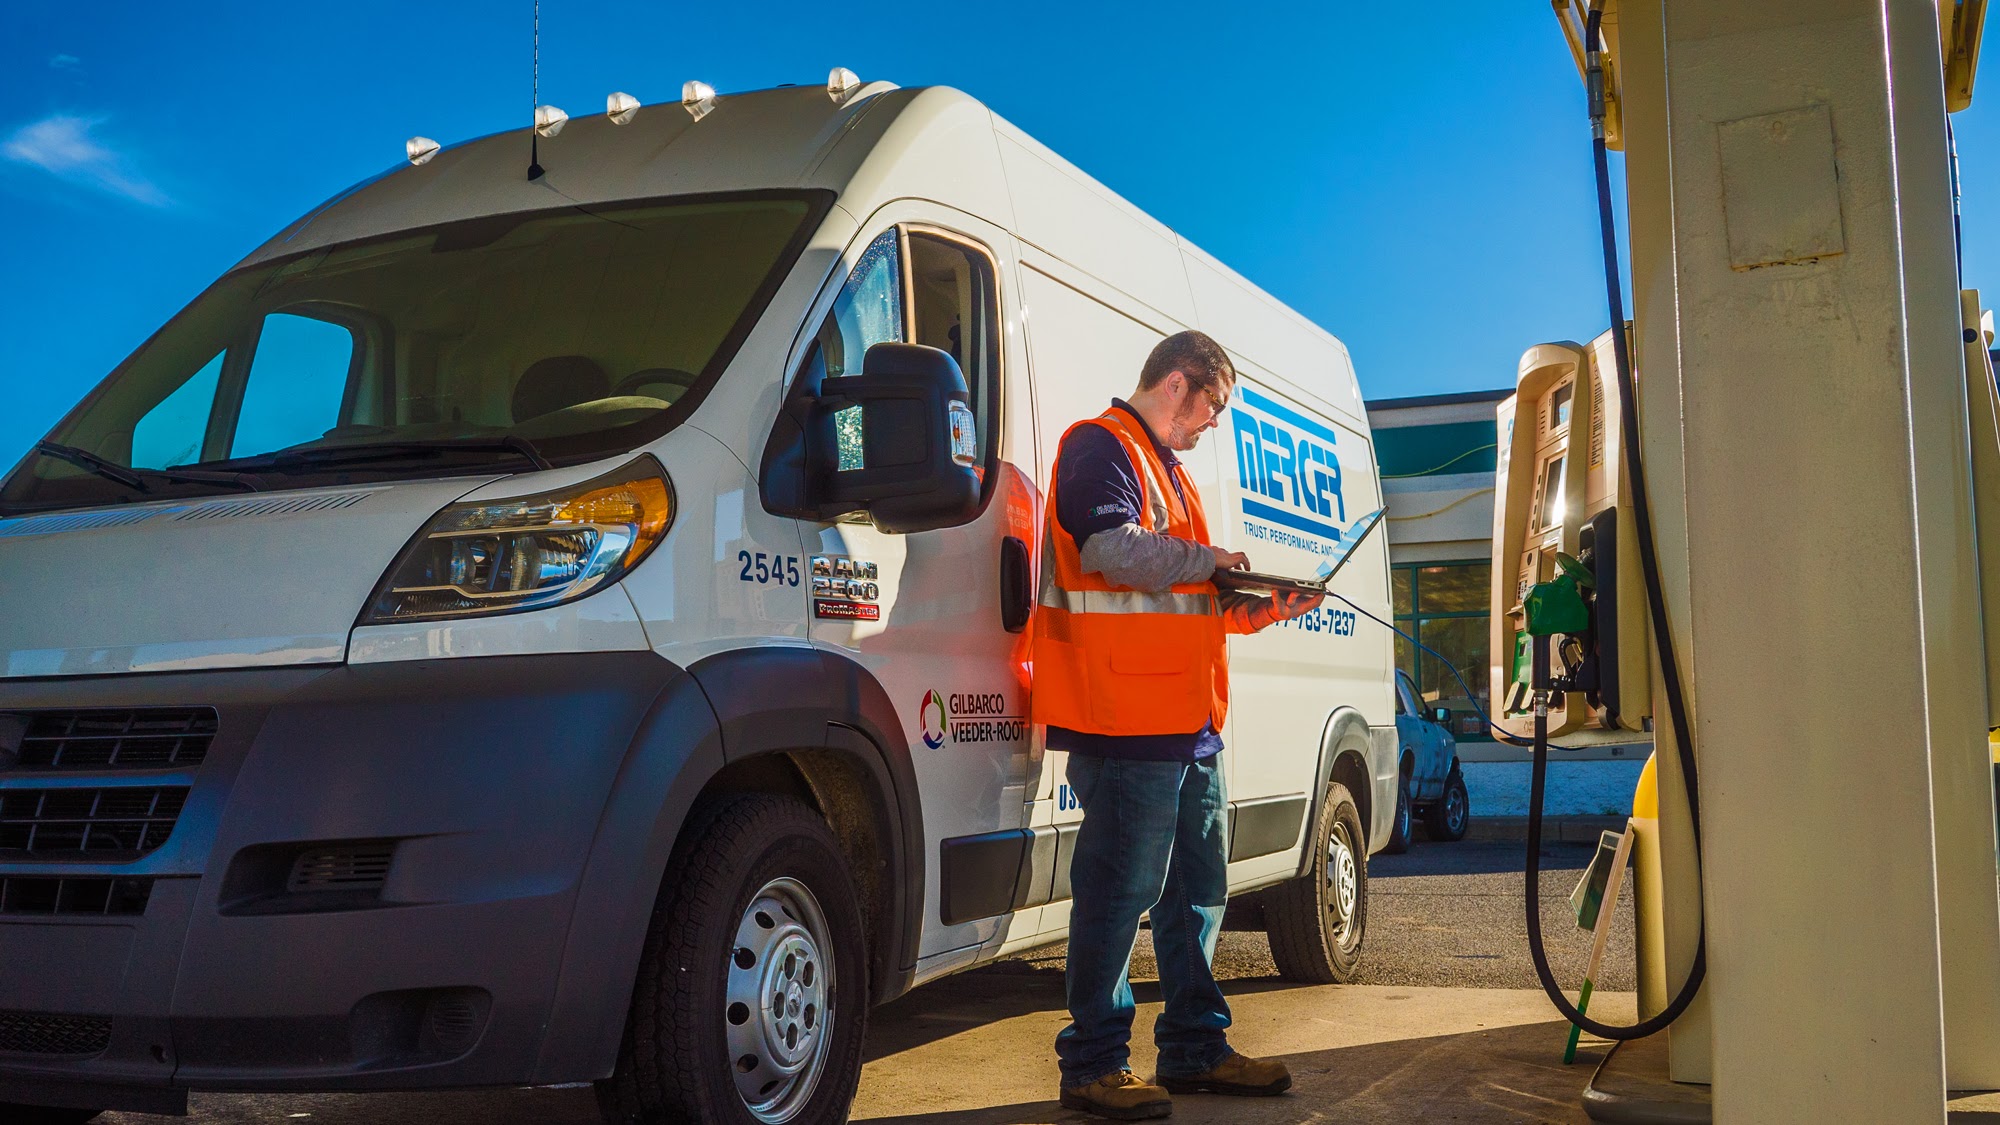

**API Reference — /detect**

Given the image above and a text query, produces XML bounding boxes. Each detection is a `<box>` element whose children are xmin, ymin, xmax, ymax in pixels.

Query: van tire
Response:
<box><xmin>0</xmin><ymin>1106</ymin><xmax>99</xmax><ymax>1125</ymax></box>
<box><xmin>596</xmin><ymin>794</ymin><xmax>867</xmax><ymax>1125</ymax></box>
<box><xmin>1264</xmin><ymin>781</ymin><xmax>1368</xmax><ymax>984</ymax></box>
<box><xmin>1383</xmin><ymin>762</ymin><xmax>1414</xmax><ymax>855</ymax></box>
<box><xmin>1425</xmin><ymin>762</ymin><xmax>1471</xmax><ymax>842</ymax></box>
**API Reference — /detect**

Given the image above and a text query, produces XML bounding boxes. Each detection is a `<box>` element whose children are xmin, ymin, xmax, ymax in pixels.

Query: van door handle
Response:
<box><xmin>1000</xmin><ymin>536</ymin><xmax>1033</xmax><ymax>633</ymax></box>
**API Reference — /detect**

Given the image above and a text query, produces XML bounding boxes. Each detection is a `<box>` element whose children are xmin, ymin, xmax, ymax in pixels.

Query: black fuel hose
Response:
<box><xmin>1519</xmin><ymin>2</ymin><xmax>1709</xmax><ymax>1042</ymax></box>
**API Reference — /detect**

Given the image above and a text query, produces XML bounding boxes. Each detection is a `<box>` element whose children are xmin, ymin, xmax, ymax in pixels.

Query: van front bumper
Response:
<box><xmin>0</xmin><ymin>651</ymin><xmax>690</xmax><ymax>1104</ymax></box>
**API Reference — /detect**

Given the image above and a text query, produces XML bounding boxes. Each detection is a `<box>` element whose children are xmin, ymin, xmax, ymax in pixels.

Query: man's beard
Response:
<box><xmin>1165</xmin><ymin>400</ymin><xmax>1207</xmax><ymax>451</ymax></box>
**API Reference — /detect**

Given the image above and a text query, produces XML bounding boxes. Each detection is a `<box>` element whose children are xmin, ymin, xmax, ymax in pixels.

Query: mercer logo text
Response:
<box><xmin>1230</xmin><ymin>385</ymin><xmax>1349</xmax><ymax>543</ymax></box>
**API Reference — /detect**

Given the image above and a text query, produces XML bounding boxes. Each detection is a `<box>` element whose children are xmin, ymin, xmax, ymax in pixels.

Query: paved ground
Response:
<box><xmin>96</xmin><ymin>838</ymin><xmax>1631</xmax><ymax>1124</ymax></box>
<box><xmin>1008</xmin><ymin>838</ymin><xmax>1635</xmax><ymax>992</ymax></box>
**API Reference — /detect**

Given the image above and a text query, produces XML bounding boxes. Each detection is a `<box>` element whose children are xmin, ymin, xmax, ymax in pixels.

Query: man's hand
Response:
<box><xmin>1267</xmin><ymin>590</ymin><xmax>1327</xmax><ymax>622</ymax></box>
<box><xmin>1209</xmin><ymin>545</ymin><xmax>1249</xmax><ymax>571</ymax></box>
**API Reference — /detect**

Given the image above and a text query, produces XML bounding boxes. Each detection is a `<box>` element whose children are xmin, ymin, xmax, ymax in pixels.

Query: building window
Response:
<box><xmin>1392</xmin><ymin>560</ymin><xmax>1492</xmax><ymax>741</ymax></box>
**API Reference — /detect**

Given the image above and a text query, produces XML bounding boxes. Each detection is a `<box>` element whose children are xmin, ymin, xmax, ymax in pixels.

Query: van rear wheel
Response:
<box><xmin>596</xmin><ymin>794</ymin><xmax>867</xmax><ymax>1125</ymax></box>
<box><xmin>1264</xmin><ymin>781</ymin><xmax>1368</xmax><ymax>983</ymax></box>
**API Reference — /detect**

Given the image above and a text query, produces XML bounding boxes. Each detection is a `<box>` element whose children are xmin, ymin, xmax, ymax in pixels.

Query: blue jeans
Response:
<box><xmin>1056</xmin><ymin>754</ymin><xmax>1233</xmax><ymax>1087</ymax></box>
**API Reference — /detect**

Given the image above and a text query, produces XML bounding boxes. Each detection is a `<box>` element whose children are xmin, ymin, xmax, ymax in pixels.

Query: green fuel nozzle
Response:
<box><xmin>1524</xmin><ymin>573</ymin><xmax>1590</xmax><ymax>637</ymax></box>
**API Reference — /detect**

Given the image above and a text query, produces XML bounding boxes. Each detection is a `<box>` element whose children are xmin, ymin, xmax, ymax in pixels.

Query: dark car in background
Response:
<box><xmin>1385</xmin><ymin>669</ymin><xmax>1471</xmax><ymax>852</ymax></box>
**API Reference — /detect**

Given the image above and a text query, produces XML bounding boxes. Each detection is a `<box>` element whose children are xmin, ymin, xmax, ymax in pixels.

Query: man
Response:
<box><xmin>1033</xmin><ymin>330</ymin><xmax>1325</xmax><ymax>1120</ymax></box>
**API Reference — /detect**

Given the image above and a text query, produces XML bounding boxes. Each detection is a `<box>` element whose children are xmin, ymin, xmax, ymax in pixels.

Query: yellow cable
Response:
<box><xmin>1384</xmin><ymin>486</ymin><xmax>1496</xmax><ymax>522</ymax></box>
<box><xmin>1380</xmin><ymin>442</ymin><xmax>1499</xmax><ymax>479</ymax></box>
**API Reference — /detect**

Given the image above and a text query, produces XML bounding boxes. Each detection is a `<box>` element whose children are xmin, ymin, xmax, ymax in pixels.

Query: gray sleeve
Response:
<box><xmin>1077</xmin><ymin>523</ymin><xmax>1217</xmax><ymax>592</ymax></box>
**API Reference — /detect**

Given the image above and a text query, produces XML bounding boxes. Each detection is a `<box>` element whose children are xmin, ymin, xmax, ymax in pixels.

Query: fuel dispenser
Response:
<box><xmin>1492</xmin><ymin>317</ymin><xmax>1707</xmax><ymax>1047</ymax></box>
<box><xmin>1490</xmin><ymin>332</ymin><xmax>1650</xmax><ymax>744</ymax></box>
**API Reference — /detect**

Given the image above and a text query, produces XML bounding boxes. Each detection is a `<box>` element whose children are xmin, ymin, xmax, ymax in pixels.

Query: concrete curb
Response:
<box><xmin>1466</xmin><ymin>815</ymin><xmax>1629</xmax><ymax>843</ymax></box>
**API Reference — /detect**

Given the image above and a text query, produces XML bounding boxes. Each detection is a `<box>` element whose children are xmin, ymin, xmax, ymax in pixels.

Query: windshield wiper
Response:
<box><xmin>231</xmin><ymin>436</ymin><xmax>556</xmax><ymax>474</ymax></box>
<box><xmin>35</xmin><ymin>443</ymin><xmax>143</xmax><ymax>490</ymax></box>
<box><xmin>34</xmin><ymin>442</ymin><xmax>261</xmax><ymax>493</ymax></box>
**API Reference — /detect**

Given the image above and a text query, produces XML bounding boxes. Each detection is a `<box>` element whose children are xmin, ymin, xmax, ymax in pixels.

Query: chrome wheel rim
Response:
<box><xmin>1445</xmin><ymin>785</ymin><xmax>1467</xmax><ymax>833</ymax></box>
<box><xmin>724</xmin><ymin>877</ymin><xmax>833</xmax><ymax>1123</ymax></box>
<box><xmin>1327</xmin><ymin>822</ymin><xmax>1358</xmax><ymax>939</ymax></box>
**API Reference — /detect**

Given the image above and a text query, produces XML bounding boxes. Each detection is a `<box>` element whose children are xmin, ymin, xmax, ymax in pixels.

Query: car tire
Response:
<box><xmin>0</xmin><ymin>1105</ymin><xmax>100</xmax><ymax>1125</ymax></box>
<box><xmin>1264</xmin><ymin>780</ymin><xmax>1368</xmax><ymax>984</ymax></box>
<box><xmin>1382</xmin><ymin>762</ymin><xmax>1414</xmax><ymax>855</ymax></box>
<box><xmin>1425</xmin><ymin>762</ymin><xmax>1471</xmax><ymax>842</ymax></box>
<box><xmin>596</xmin><ymin>793</ymin><xmax>867</xmax><ymax>1125</ymax></box>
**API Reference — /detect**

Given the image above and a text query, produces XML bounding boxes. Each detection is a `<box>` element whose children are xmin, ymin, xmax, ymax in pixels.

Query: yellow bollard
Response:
<box><xmin>1629</xmin><ymin>752</ymin><xmax>1666</xmax><ymax>1021</ymax></box>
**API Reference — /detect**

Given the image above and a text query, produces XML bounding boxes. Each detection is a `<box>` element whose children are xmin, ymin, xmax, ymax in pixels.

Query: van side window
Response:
<box><xmin>131</xmin><ymin>351</ymin><xmax>224</xmax><ymax>469</ymax></box>
<box><xmin>799</xmin><ymin>226</ymin><xmax>1001</xmax><ymax>481</ymax></box>
<box><xmin>812</xmin><ymin>231</ymin><xmax>904</xmax><ymax>471</ymax></box>
<box><xmin>907</xmin><ymin>230</ymin><xmax>1001</xmax><ymax>486</ymax></box>
<box><xmin>231</xmin><ymin>312</ymin><xmax>358</xmax><ymax>457</ymax></box>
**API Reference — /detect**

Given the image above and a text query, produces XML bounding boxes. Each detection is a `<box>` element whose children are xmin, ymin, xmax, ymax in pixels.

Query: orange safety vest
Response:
<box><xmin>1031</xmin><ymin>407</ymin><xmax>1229</xmax><ymax>736</ymax></box>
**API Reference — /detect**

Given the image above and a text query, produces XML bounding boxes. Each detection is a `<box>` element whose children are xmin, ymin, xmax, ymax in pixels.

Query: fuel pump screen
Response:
<box><xmin>1536</xmin><ymin>455</ymin><xmax>1568</xmax><ymax>531</ymax></box>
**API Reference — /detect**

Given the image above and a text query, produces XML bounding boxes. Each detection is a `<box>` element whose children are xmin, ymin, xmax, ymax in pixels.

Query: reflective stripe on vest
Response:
<box><xmin>1037</xmin><ymin>587</ymin><xmax>1220</xmax><ymax>616</ymax></box>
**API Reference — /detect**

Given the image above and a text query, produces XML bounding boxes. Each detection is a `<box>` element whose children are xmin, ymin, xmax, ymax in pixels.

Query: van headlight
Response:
<box><xmin>361</xmin><ymin>457</ymin><xmax>674</xmax><ymax>623</ymax></box>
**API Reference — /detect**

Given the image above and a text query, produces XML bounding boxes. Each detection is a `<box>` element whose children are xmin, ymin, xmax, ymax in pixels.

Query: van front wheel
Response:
<box><xmin>1264</xmin><ymin>781</ymin><xmax>1368</xmax><ymax>984</ymax></box>
<box><xmin>597</xmin><ymin>794</ymin><xmax>867</xmax><ymax>1125</ymax></box>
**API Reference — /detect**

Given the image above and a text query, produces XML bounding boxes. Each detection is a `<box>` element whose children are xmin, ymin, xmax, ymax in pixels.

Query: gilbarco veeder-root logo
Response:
<box><xmin>920</xmin><ymin>690</ymin><xmax>948</xmax><ymax>749</ymax></box>
<box><xmin>918</xmin><ymin>689</ymin><xmax>1026</xmax><ymax>749</ymax></box>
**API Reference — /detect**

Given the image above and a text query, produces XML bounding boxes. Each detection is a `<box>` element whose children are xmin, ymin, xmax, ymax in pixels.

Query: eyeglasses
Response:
<box><xmin>1192</xmin><ymin>381</ymin><xmax>1229</xmax><ymax>417</ymax></box>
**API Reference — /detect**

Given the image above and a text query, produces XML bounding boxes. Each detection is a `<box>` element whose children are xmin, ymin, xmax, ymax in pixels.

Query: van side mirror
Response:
<box><xmin>760</xmin><ymin>342</ymin><xmax>982</xmax><ymax>533</ymax></box>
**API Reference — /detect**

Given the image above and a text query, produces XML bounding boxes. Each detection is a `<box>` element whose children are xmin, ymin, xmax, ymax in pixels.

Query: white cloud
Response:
<box><xmin>2</xmin><ymin>114</ymin><xmax>168</xmax><ymax>206</ymax></box>
<box><xmin>49</xmin><ymin>54</ymin><xmax>80</xmax><ymax>69</ymax></box>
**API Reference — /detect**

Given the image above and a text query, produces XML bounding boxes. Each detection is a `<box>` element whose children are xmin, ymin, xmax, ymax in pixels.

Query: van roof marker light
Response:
<box><xmin>607</xmin><ymin>91</ymin><xmax>640</xmax><ymax>124</ymax></box>
<box><xmin>828</xmin><ymin>67</ymin><xmax>861</xmax><ymax>102</ymax></box>
<box><xmin>534</xmin><ymin>105</ymin><xmax>569</xmax><ymax>138</ymax></box>
<box><xmin>405</xmin><ymin>137</ymin><xmax>440</xmax><ymax>166</ymax></box>
<box><xmin>683</xmin><ymin>80</ymin><xmax>717</xmax><ymax>121</ymax></box>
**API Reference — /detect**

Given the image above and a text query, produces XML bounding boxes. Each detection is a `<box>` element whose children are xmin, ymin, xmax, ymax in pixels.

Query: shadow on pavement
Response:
<box><xmin>106</xmin><ymin>1085</ymin><xmax>605</xmax><ymax>1125</ymax></box>
<box><xmin>1372</xmin><ymin>839</ymin><xmax>1597</xmax><ymax>878</ymax></box>
<box><xmin>117</xmin><ymin>1016</ymin><xmax>1606</xmax><ymax>1125</ymax></box>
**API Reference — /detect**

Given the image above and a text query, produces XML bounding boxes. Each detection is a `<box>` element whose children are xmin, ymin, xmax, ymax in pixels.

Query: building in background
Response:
<box><xmin>1365</xmin><ymin>390</ymin><xmax>1509</xmax><ymax>745</ymax></box>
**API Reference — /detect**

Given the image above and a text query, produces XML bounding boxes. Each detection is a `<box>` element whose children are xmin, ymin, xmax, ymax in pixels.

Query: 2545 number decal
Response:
<box><xmin>738</xmin><ymin>551</ymin><xmax>802</xmax><ymax>587</ymax></box>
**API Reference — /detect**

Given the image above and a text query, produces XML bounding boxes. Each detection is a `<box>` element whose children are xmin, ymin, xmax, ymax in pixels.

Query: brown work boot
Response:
<box><xmin>1059</xmin><ymin>1069</ymin><xmax>1173</xmax><ymax>1119</ymax></box>
<box><xmin>1157</xmin><ymin>1052</ymin><xmax>1293</xmax><ymax>1096</ymax></box>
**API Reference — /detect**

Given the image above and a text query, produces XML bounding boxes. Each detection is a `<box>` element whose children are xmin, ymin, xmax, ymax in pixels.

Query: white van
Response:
<box><xmin>0</xmin><ymin>77</ymin><xmax>1396</xmax><ymax>1125</ymax></box>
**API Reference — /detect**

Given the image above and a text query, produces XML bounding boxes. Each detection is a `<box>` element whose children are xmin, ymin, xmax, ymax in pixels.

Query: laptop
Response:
<box><xmin>1210</xmin><ymin>507</ymin><xmax>1388</xmax><ymax>596</ymax></box>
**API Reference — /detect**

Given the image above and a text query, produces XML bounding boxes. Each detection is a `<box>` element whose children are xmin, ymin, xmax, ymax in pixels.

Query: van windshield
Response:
<box><xmin>1</xmin><ymin>193</ymin><xmax>825</xmax><ymax>515</ymax></box>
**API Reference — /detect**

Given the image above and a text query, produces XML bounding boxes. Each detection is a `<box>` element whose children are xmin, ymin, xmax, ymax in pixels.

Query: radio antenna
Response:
<box><xmin>527</xmin><ymin>0</ymin><xmax>544</xmax><ymax>180</ymax></box>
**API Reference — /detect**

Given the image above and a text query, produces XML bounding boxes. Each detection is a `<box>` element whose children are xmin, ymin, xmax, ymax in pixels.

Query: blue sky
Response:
<box><xmin>5</xmin><ymin>3</ymin><xmax>2000</xmax><ymax>464</ymax></box>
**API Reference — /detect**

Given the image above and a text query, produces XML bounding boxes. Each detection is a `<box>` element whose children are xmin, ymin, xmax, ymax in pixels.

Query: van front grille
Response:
<box><xmin>0</xmin><ymin>1010</ymin><xmax>113</xmax><ymax>1056</ymax></box>
<box><xmin>4</xmin><ymin>708</ymin><xmax>217</xmax><ymax>770</ymax></box>
<box><xmin>0</xmin><ymin>787</ymin><xmax>189</xmax><ymax>857</ymax></box>
<box><xmin>0</xmin><ymin>875</ymin><xmax>153</xmax><ymax>916</ymax></box>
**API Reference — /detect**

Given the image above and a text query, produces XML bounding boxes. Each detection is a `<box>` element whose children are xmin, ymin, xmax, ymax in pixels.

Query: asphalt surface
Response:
<box><xmin>90</xmin><ymin>838</ymin><xmax>1628</xmax><ymax>1124</ymax></box>
<box><xmin>1005</xmin><ymin>838</ymin><xmax>1636</xmax><ymax>992</ymax></box>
